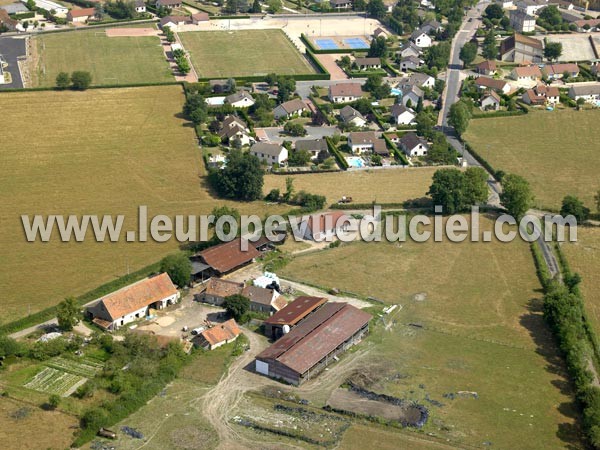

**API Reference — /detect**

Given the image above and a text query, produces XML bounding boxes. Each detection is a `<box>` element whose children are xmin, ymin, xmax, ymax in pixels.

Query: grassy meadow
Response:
<box><xmin>178</xmin><ymin>30</ymin><xmax>315</xmax><ymax>78</ymax></box>
<box><xmin>33</xmin><ymin>30</ymin><xmax>172</xmax><ymax>87</ymax></box>
<box><xmin>463</xmin><ymin>110</ymin><xmax>600</xmax><ymax>210</ymax></box>
<box><xmin>279</xmin><ymin>216</ymin><xmax>582</xmax><ymax>449</ymax></box>
<box><xmin>0</xmin><ymin>86</ymin><xmax>280</xmax><ymax>325</ymax></box>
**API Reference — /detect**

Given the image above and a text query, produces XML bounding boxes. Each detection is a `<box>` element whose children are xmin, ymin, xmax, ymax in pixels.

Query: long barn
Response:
<box><xmin>255</xmin><ymin>302</ymin><xmax>371</xmax><ymax>385</ymax></box>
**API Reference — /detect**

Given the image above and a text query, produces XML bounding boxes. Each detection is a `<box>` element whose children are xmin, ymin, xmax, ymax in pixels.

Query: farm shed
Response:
<box><xmin>193</xmin><ymin>319</ymin><xmax>241</xmax><ymax>350</ymax></box>
<box><xmin>195</xmin><ymin>238</ymin><xmax>261</xmax><ymax>277</ymax></box>
<box><xmin>263</xmin><ymin>296</ymin><xmax>327</xmax><ymax>339</ymax></box>
<box><xmin>255</xmin><ymin>303</ymin><xmax>372</xmax><ymax>385</ymax></box>
<box><xmin>86</xmin><ymin>273</ymin><xmax>179</xmax><ymax>331</ymax></box>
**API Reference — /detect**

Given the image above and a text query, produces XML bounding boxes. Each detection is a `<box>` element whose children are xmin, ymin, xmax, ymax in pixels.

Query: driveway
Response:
<box><xmin>0</xmin><ymin>36</ymin><xmax>26</xmax><ymax>89</ymax></box>
<box><xmin>256</xmin><ymin>125</ymin><xmax>339</xmax><ymax>143</ymax></box>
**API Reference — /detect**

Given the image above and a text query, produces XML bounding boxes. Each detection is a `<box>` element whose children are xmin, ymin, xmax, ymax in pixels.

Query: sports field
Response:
<box><xmin>264</xmin><ymin>168</ymin><xmax>439</xmax><ymax>205</ymax></box>
<box><xmin>463</xmin><ymin>110</ymin><xmax>600</xmax><ymax>210</ymax></box>
<box><xmin>562</xmin><ymin>228</ymin><xmax>600</xmax><ymax>336</ymax></box>
<box><xmin>178</xmin><ymin>30</ymin><xmax>315</xmax><ymax>78</ymax></box>
<box><xmin>280</xmin><ymin>217</ymin><xmax>582</xmax><ymax>449</ymax></box>
<box><xmin>33</xmin><ymin>29</ymin><xmax>172</xmax><ymax>87</ymax></box>
<box><xmin>0</xmin><ymin>86</ymin><xmax>279</xmax><ymax>325</ymax></box>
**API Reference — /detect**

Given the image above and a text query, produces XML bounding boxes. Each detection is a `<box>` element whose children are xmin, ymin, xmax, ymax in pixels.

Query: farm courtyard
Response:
<box><xmin>31</xmin><ymin>28</ymin><xmax>173</xmax><ymax>87</ymax></box>
<box><xmin>178</xmin><ymin>30</ymin><xmax>316</xmax><ymax>79</ymax></box>
<box><xmin>278</xmin><ymin>217</ymin><xmax>581</xmax><ymax>449</ymax></box>
<box><xmin>0</xmin><ymin>86</ymin><xmax>280</xmax><ymax>325</ymax></box>
<box><xmin>463</xmin><ymin>109</ymin><xmax>600</xmax><ymax>210</ymax></box>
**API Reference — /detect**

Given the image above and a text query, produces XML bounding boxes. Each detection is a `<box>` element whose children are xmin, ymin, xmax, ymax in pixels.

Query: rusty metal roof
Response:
<box><xmin>257</xmin><ymin>303</ymin><xmax>372</xmax><ymax>375</ymax></box>
<box><xmin>263</xmin><ymin>296</ymin><xmax>327</xmax><ymax>326</ymax></box>
<box><xmin>198</xmin><ymin>238</ymin><xmax>260</xmax><ymax>274</ymax></box>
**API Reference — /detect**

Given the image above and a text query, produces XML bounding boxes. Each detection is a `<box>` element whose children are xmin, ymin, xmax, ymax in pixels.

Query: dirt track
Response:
<box><xmin>105</xmin><ymin>28</ymin><xmax>158</xmax><ymax>37</ymax></box>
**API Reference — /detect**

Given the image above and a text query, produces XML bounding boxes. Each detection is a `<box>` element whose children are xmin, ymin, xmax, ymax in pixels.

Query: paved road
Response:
<box><xmin>0</xmin><ymin>36</ymin><xmax>26</xmax><ymax>89</ymax></box>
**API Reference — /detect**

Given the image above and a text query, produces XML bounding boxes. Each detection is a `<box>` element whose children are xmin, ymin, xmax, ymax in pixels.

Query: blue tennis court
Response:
<box><xmin>343</xmin><ymin>38</ymin><xmax>369</xmax><ymax>49</ymax></box>
<box><xmin>315</xmin><ymin>38</ymin><xmax>339</xmax><ymax>50</ymax></box>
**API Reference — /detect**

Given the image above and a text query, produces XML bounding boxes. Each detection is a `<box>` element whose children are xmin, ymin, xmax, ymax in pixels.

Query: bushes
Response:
<box><xmin>325</xmin><ymin>136</ymin><xmax>348</xmax><ymax>170</ymax></box>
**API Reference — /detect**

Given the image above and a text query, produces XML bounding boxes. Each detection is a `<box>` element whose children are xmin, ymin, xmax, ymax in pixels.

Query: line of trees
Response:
<box><xmin>55</xmin><ymin>71</ymin><xmax>92</xmax><ymax>90</ymax></box>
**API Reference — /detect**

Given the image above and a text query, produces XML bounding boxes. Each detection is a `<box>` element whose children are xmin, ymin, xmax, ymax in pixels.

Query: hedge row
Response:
<box><xmin>330</xmin><ymin>201</ymin><xmax>408</xmax><ymax>210</ymax></box>
<box><xmin>325</xmin><ymin>136</ymin><xmax>349</xmax><ymax>170</ymax></box>
<box><xmin>195</xmin><ymin>72</ymin><xmax>329</xmax><ymax>83</ymax></box>
<box><xmin>463</xmin><ymin>141</ymin><xmax>500</xmax><ymax>182</ymax></box>
<box><xmin>382</xmin><ymin>133</ymin><xmax>409</xmax><ymax>165</ymax></box>
<box><xmin>12</xmin><ymin>12</ymin><xmax>35</xmax><ymax>20</ymax></box>
<box><xmin>471</xmin><ymin>109</ymin><xmax>526</xmax><ymax>119</ymax></box>
<box><xmin>0</xmin><ymin>261</ymin><xmax>161</xmax><ymax>335</ymax></box>
<box><xmin>346</xmin><ymin>69</ymin><xmax>388</xmax><ymax>78</ymax></box>
<box><xmin>305</xmin><ymin>49</ymin><xmax>331</xmax><ymax>78</ymax></box>
<box><xmin>308</xmin><ymin>94</ymin><xmax>332</xmax><ymax>125</ymax></box>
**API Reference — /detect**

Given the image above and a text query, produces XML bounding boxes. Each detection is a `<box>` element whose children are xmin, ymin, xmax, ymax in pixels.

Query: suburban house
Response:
<box><xmin>66</xmin><ymin>7</ymin><xmax>96</xmax><ymax>22</ymax></box>
<box><xmin>476</xmin><ymin>60</ymin><xmax>497</xmax><ymax>76</ymax></box>
<box><xmin>195</xmin><ymin>238</ymin><xmax>261</xmax><ymax>277</ymax></box>
<box><xmin>474</xmin><ymin>76</ymin><xmax>511</xmax><ymax>94</ymax></box>
<box><xmin>399</xmin><ymin>132</ymin><xmax>429</xmax><ymax>157</ymax></box>
<box><xmin>242</xmin><ymin>285</ymin><xmax>286</xmax><ymax>314</ymax></box>
<box><xmin>329</xmin><ymin>83</ymin><xmax>363</xmax><ymax>103</ymax></box>
<box><xmin>348</xmin><ymin>131</ymin><xmax>379</xmax><ymax>153</ymax></box>
<box><xmin>397</xmin><ymin>42</ymin><xmax>421</xmax><ymax>59</ymax></box>
<box><xmin>515</xmin><ymin>0</ymin><xmax>546</xmax><ymax>15</ymax></box>
<box><xmin>573</xmin><ymin>18</ymin><xmax>600</xmax><ymax>32</ymax></box>
<box><xmin>390</xmin><ymin>104</ymin><xmax>416</xmax><ymax>125</ymax></box>
<box><xmin>400</xmin><ymin>56</ymin><xmax>424</xmax><ymax>71</ymax></box>
<box><xmin>273</xmin><ymin>99</ymin><xmax>308</xmax><ymax>120</ymax></box>
<box><xmin>481</xmin><ymin>90</ymin><xmax>502</xmax><ymax>110</ymax></box>
<box><xmin>263</xmin><ymin>296</ymin><xmax>327</xmax><ymax>339</ymax></box>
<box><xmin>410</xmin><ymin>30</ymin><xmax>432</xmax><ymax>48</ymax></box>
<box><xmin>406</xmin><ymin>72</ymin><xmax>435</xmax><ymax>89</ymax></box>
<box><xmin>522</xmin><ymin>84</ymin><xmax>560</xmax><ymax>105</ymax></box>
<box><xmin>218</xmin><ymin>115</ymin><xmax>253</xmax><ymax>146</ymax></box>
<box><xmin>500</xmin><ymin>33</ymin><xmax>544</xmax><ymax>63</ymax></box>
<box><xmin>401</xmin><ymin>84</ymin><xmax>424</xmax><ymax>107</ymax></box>
<box><xmin>354</xmin><ymin>57</ymin><xmax>382</xmax><ymax>70</ymax></box>
<box><xmin>255</xmin><ymin>302</ymin><xmax>372</xmax><ymax>385</ymax></box>
<box><xmin>510</xmin><ymin>9</ymin><xmax>536</xmax><ymax>33</ymax></box>
<box><xmin>339</xmin><ymin>105</ymin><xmax>367</xmax><ymax>127</ymax></box>
<box><xmin>294</xmin><ymin>139</ymin><xmax>329</xmax><ymax>160</ymax></box>
<box><xmin>156</xmin><ymin>0</ymin><xmax>183</xmax><ymax>8</ymax></box>
<box><xmin>159</xmin><ymin>15</ymin><xmax>191</xmax><ymax>30</ymax></box>
<box><xmin>301</xmin><ymin>211</ymin><xmax>353</xmax><ymax>241</ymax></box>
<box><xmin>421</xmin><ymin>19</ymin><xmax>442</xmax><ymax>34</ymax></box>
<box><xmin>134</xmin><ymin>0</ymin><xmax>146</xmax><ymax>12</ymax></box>
<box><xmin>373</xmin><ymin>27</ymin><xmax>389</xmax><ymax>39</ymax></box>
<box><xmin>225</xmin><ymin>91</ymin><xmax>255</xmax><ymax>108</ymax></box>
<box><xmin>330</xmin><ymin>0</ymin><xmax>352</xmax><ymax>9</ymax></box>
<box><xmin>250</xmin><ymin>142</ymin><xmax>288</xmax><ymax>166</ymax></box>
<box><xmin>86</xmin><ymin>273</ymin><xmax>180</xmax><ymax>331</ymax></box>
<box><xmin>199</xmin><ymin>278</ymin><xmax>244</xmax><ymax>306</ymax></box>
<box><xmin>542</xmin><ymin>63</ymin><xmax>579</xmax><ymax>79</ymax></box>
<box><xmin>194</xmin><ymin>319</ymin><xmax>241</xmax><ymax>350</ymax></box>
<box><xmin>191</xmin><ymin>12</ymin><xmax>209</xmax><ymax>23</ymax></box>
<box><xmin>568</xmin><ymin>83</ymin><xmax>600</xmax><ymax>103</ymax></box>
<box><xmin>510</xmin><ymin>65</ymin><xmax>543</xmax><ymax>82</ymax></box>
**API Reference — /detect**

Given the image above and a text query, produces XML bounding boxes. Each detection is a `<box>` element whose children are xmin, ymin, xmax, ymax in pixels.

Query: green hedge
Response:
<box><xmin>12</xmin><ymin>12</ymin><xmax>35</xmax><ymax>19</ymax></box>
<box><xmin>462</xmin><ymin>141</ymin><xmax>500</xmax><ymax>182</ymax></box>
<box><xmin>308</xmin><ymin>94</ymin><xmax>332</xmax><ymax>125</ymax></box>
<box><xmin>195</xmin><ymin>72</ymin><xmax>329</xmax><ymax>83</ymax></box>
<box><xmin>471</xmin><ymin>110</ymin><xmax>526</xmax><ymax>119</ymax></box>
<box><xmin>305</xmin><ymin>49</ymin><xmax>331</xmax><ymax>78</ymax></box>
<box><xmin>325</xmin><ymin>136</ymin><xmax>349</xmax><ymax>170</ymax></box>
<box><xmin>382</xmin><ymin>133</ymin><xmax>409</xmax><ymax>166</ymax></box>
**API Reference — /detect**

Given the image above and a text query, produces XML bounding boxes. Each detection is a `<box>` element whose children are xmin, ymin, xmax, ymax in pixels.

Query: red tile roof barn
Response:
<box><xmin>200</xmin><ymin>319</ymin><xmax>241</xmax><ymax>346</ymax></box>
<box><xmin>257</xmin><ymin>302</ymin><xmax>372</xmax><ymax>375</ymax></box>
<box><xmin>264</xmin><ymin>296</ymin><xmax>327</xmax><ymax>326</ymax></box>
<box><xmin>204</xmin><ymin>278</ymin><xmax>244</xmax><ymax>298</ymax></box>
<box><xmin>68</xmin><ymin>7</ymin><xmax>96</xmax><ymax>18</ymax></box>
<box><xmin>198</xmin><ymin>238</ymin><xmax>260</xmax><ymax>274</ymax></box>
<box><xmin>96</xmin><ymin>273</ymin><xmax>177</xmax><ymax>321</ymax></box>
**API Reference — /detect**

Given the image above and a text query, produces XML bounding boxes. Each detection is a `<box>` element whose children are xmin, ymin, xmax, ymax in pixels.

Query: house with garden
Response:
<box><xmin>399</xmin><ymin>132</ymin><xmax>429</xmax><ymax>157</ymax></box>
<box><xmin>225</xmin><ymin>91</ymin><xmax>255</xmax><ymax>108</ymax></box>
<box><xmin>391</xmin><ymin>104</ymin><xmax>416</xmax><ymax>125</ymax></box>
<box><xmin>329</xmin><ymin>83</ymin><xmax>363</xmax><ymax>103</ymax></box>
<box><xmin>340</xmin><ymin>105</ymin><xmax>367</xmax><ymax>127</ymax></box>
<box><xmin>273</xmin><ymin>99</ymin><xmax>308</xmax><ymax>120</ymax></box>
<box><xmin>294</xmin><ymin>139</ymin><xmax>329</xmax><ymax>161</ymax></box>
<box><xmin>250</xmin><ymin>142</ymin><xmax>288</xmax><ymax>166</ymax></box>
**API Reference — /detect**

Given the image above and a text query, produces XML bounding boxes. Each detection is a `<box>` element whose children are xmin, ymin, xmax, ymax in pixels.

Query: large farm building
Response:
<box><xmin>255</xmin><ymin>301</ymin><xmax>371</xmax><ymax>385</ymax></box>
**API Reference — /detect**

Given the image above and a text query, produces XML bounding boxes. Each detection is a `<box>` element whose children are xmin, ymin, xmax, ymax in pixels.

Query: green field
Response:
<box><xmin>463</xmin><ymin>110</ymin><xmax>600</xmax><ymax>210</ymax></box>
<box><xmin>279</xmin><ymin>217</ymin><xmax>582</xmax><ymax>449</ymax></box>
<box><xmin>33</xmin><ymin>30</ymin><xmax>172</xmax><ymax>87</ymax></box>
<box><xmin>178</xmin><ymin>30</ymin><xmax>315</xmax><ymax>78</ymax></box>
<box><xmin>0</xmin><ymin>86</ymin><xmax>280</xmax><ymax>325</ymax></box>
<box><xmin>562</xmin><ymin>227</ymin><xmax>600</xmax><ymax>336</ymax></box>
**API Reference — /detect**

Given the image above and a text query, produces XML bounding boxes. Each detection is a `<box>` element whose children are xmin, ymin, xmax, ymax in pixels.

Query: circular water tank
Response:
<box><xmin>282</xmin><ymin>325</ymin><xmax>291</xmax><ymax>334</ymax></box>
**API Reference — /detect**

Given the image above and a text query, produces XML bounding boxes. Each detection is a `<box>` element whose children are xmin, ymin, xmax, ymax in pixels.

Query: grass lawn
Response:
<box><xmin>0</xmin><ymin>86</ymin><xmax>282</xmax><ymax>325</ymax></box>
<box><xmin>33</xmin><ymin>30</ymin><xmax>172</xmax><ymax>87</ymax></box>
<box><xmin>463</xmin><ymin>110</ymin><xmax>600</xmax><ymax>210</ymax></box>
<box><xmin>264</xmin><ymin>168</ymin><xmax>438</xmax><ymax>206</ymax></box>
<box><xmin>562</xmin><ymin>227</ymin><xmax>600</xmax><ymax>336</ymax></box>
<box><xmin>178</xmin><ymin>30</ymin><xmax>315</xmax><ymax>79</ymax></box>
<box><xmin>280</xmin><ymin>217</ymin><xmax>582</xmax><ymax>449</ymax></box>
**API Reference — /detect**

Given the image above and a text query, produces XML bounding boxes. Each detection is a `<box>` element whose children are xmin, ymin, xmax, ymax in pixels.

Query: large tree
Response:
<box><xmin>500</xmin><ymin>174</ymin><xmax>534</xmax><ymax>219</ymax></box>
<box><xmin>544</xmin><ymin>41</ymin><xmax>562</xmax><ymax>61</ymax></box>
<box><xmin>70</xmin><ymin>71</ymin><xmax>92</xmax><ymax>90</ymax></box>
<box><xmin>223</xmin><ymin>294</ymin><xmax>250</xmax><ymax>322</ymax></box>
<box><xmin>427</xmin><ymin>167</ymin><xmax>488</xmax><ymax>214</ymax></box>
<box><xmin>57</xmin><ymin>297</ymin><xmax>79</xmax><ymax>331</ymax></box>
<box><xmin>482</xmin><ymin>29</ymin><xmax>497</xmax><ymax>60</ymax></box>
<box><xmin>448</xmin><ymin>99</ymin><xmax>472</xmax><ymax>135</ymax></box>
<box><xmin>459</xmin><ymin>42</ymin><xmax>478</xmax><ymax>67</ymax></box>
<box><xmin>484</xmin><ymin>3</ymin><xmax>504</xmax><ymax>20</ymax></box>
<box><xmin>425</xmin><ymin>42</ymin><xmax>451</xmax><ymax>70</ymax></box>
<box><xmin>209</xmin><ymin>149</ymin><xmax>264</xmax><ymax>201</ymax></box>
<box><xmin>368</xmin><ymin>36</ymin><xmax>388</xmax><ymax>58</ymax></box>
<box><xmin>56</xmin><ymin>72</ymin><xmax>70</xmax><ymax>89</ymax></box>
<box><xmin>560</xmin><ymin>195</ymin><xmax>590</xmax><ymax>223</ymax></box>
<box><xmin>277</xmin><ymin>76</ymin><xmax>296</xmax><ymax>103</ymax></box>
<box><xmin>366</xmin><ymin>0</ymin><xmax>386</xmax><ymax>19</ymax></box>
<box><xmin>160</xmin><ymin>253</ymin><xmax>192</xmax><ymax>287</ymax></box>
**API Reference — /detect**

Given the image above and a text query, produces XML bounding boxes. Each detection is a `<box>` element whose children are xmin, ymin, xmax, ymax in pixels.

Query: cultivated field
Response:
<box><xmin>24</xmin><ymin>367</ymin><xmax>86</xmax><ymax>397</ymax></box>
<box><xmin>264</xmin><ymin>168</ymin><xmax>438</xmax><ymax>205</ymax></box>
<box><xmin>463</xmin><ymin>110</ymin><xmax>600</xmax><ymax>210</ymax></box>
<box><xmin>178</xmin><ymin>30</ymin><xmax>315</xmax><ymax>78</ymax></box>
<box><xmin>32</xmin><ymin>29</ymin><xmax>172</xmax><ymax>87</ymax></box>
<box><xmin>562</xmin><ymin>227</ymin><xmax>600</xmax><ymax>336</ymax></box>
<box><xmin>280</xmin><ymin>217</ymin><xmax>582</xmax><ymax>449</ymax></box>
<box><xmin>0</xmin><ymin>86</ymin><xmax>280</xmax><ymax>324</ymax></box>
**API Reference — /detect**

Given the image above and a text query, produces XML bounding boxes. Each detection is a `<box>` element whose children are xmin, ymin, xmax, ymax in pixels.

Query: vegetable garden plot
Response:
<box><xmin>46</xmin><ymin>357</ymin><xmax>103</xmax><ymax>378</ymax></box>
<box><xmin>23</xmin><ymin>367</ymin><xmax>87</xmax><ymax>397</ymax></box>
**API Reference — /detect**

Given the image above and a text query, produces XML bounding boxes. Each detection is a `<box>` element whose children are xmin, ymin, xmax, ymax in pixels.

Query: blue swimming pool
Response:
<box><xmin>391</xmin><ymin>88</ymin><xmax>402</xmax><ymax>96</ymax></box>
<box><xmin>343</xmin><ymin>37</ymin><xmax>369</xmax><ymax>49</ymax></box>
<box><xmin>315</xmin><ymin>38</ymin><xmax>339</xmax><ymax>50</ymax></box>
<box><xmin>346</xmin><ymin>156</ymin><xmax>365</xmax><ymax>168</ymax></box>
